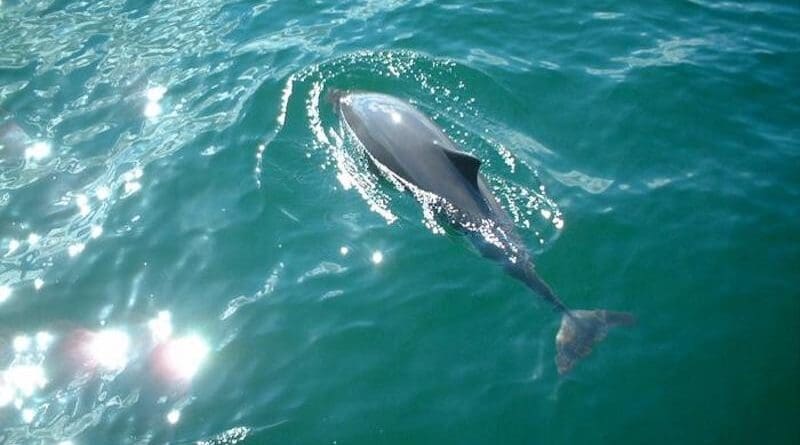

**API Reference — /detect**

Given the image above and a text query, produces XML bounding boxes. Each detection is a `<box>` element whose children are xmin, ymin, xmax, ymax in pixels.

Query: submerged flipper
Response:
<box><xmin>555</xmin><ymin>309</ymin><xmax>635</xmax><ymax>374</ymax></box>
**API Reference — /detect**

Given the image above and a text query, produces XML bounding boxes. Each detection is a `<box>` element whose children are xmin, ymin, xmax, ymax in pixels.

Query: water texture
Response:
<box><xmin>0</xmin><ymin>0</ymin><xmax>798</xmax><ymax>444</ymax></box>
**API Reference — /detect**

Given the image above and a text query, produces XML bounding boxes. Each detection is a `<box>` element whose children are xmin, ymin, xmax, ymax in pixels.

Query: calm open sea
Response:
<box><xmin>1</xmin><ymin>0</ymin><xmax>798</xmax><ymax>444</ymax></box>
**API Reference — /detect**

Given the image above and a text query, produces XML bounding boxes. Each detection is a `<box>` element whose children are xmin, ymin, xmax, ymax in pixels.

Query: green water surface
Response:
<box><xmin>0</xmin><ymin>1</ymin><xmax>798</xmax><ymax>444</ymax></box>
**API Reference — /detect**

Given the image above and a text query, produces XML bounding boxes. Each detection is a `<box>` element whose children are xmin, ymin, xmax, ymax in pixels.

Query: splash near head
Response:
<box><xmin>277</xmin><ymin>50</ymin><xmax>563</xmax><ymax>244</ymax></box>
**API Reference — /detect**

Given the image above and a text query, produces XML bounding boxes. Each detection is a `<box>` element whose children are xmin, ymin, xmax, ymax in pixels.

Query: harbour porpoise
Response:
<box><xmin>329</xmin><ymin>89</ymin><xmax>634</xmax><ymax>374</ymax></box>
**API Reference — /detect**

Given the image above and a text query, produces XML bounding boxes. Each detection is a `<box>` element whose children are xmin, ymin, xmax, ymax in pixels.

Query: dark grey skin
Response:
<box><xmin>330</xmin><ymin>90</ymin><xmax>634</xmax><ymax>374</ymax></box>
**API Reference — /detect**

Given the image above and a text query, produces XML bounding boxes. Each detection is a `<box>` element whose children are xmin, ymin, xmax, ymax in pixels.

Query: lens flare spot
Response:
<box><xmin>144</xmin><ymin>102</ymin><xmax>162</xmax><ymax>118</ymax></box>
<box><xmin>124</xmin><ymin>181</ymin><xmax>142</xmax><ymax>195</ymax></box>
<box><xmin>21</xmin><ymin>407</ymin><xmax>36</xmax><ymax>423</ymax></box>
<box><xmin>0</xmin><ymin>285</ymin><xmax>11</xmax><ymax>303</ymax></box>
<box><xmin>154</xmin><ymin>334</ymin><xmax>209</xmax><ymax>382</ymax></box>
<box><xmin>146</xmin><ymin>86</ymin><xmax>167</xmax><ymax>102</ymax></box>
<box><xmin>75</xmin><ymin>194</ymin><xmax>90</xmax><ymax>216</ymax></box>
<box><xmin>148</xmin><ymin>311</ymin><xmax>173</xmax><ymax>343</ymax></box>
<box><xmin>12</xmin><ymin>335</ymin><xmax>31</xmax><ymax>352</ymax></box>
<box><xmin>68</xmin><ymin>243</ymin><xmax>85</xmax><ymax>257</ymax></box>
<box><xmin>7</xmin><ymin>239</ymin><xmax>20</xmax><ymax>255</ymax></box>
<box><xmin>5</xmin><ymin>364</ymin><xmax>47</xmax><ymax>397</ymax></box>
<box><xmin>371</xmin><ymin>251</ymin><xmax>383</xmax><ymax>264</ymax></box>
<box><xmin>90</xmin><ymin>225</ymin><xmax>103</xmax><ymax>239</ymax></box>
<box><xmin>27</xmin><ymin>233</ymin><xmax>40</xmax><ymax>246</ymax></box>
<box><xmin>96</xmin><ymin>185</ymin><xmax>111</xmax><ymax>201</ymax></box>
<box><xmin>33</xmin><ymin>278</ymin><xmax>44</xmax><ymax>290</ymax></box>
<box><xmin>25</xmin><ymin>141</ymin><xmax>51</xmax><ymax>161</ymax></box>
<box><xmin>340</xmin><ymin>246</ymin><xmax>349</xmax><ymax>256</ymax></box>
<box><xmin>0</xmin><ymin>383</ymin><xmax>13</xmax><ymax>407</ymax></box>
<box><xmin>166</xmin><ymin>409</ymin><xmax>181</xmax><ymax>424</ymax></box>
<box><xmin>143</xmin><ymin>86</ymin><xmax>165</xmax><ymax>118</ymax></box>
<box><xmin>35</xmin><ymin>331</ymin><xmax>54</xmax><ymax>351</ymax></box>
<box><xmin>122</xmin><ymin>167</ymin><xmax>144</xmax><ymax>181</ymax></box>
<box><xmin>87</xmin><ymin>329</ymin><xmax>130</xmax><ymax>371</ymax></box>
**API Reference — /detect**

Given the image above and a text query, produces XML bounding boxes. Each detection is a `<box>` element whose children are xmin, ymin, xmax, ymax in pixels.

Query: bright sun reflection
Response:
<box><xmin>166</xmin><ymin>408</ymin><xmax>181</xmax><ymax>424</ymax></box>
<box><xmin>7</xmin><ymin>239</ymin><xmax>20</xmax><ymax>254</ymax></box>
<box><xmin>95</xmin><ymin>185</ymin><xmax>111</xmax><ymax>200</ymax></box>
<box><xmin>144</xmin><ymin>102</ymin><xmax>162</xmax><ymax>118</ymax></box>
<box><xmin>144</xmin><ymin>85</ymin><xmax>167</xmax><ymax>118</ymax></box>
<box><xmin>146</xmin><ymin>86</ymin><xmax>167</xmax><ymax>102</ymax></box>
<box><xmin>155</xmin><ymin>334</ymin><xmax>209</xmax><ymax>381</ymax></box>
<box><xmin>0</xmin><ymin>328</ymin><xmax>52</xmax><ymax>414</ymax></box>
<box><xmin>21</xmin><ymin>407</ymin><xmax>35</xmax><ymax>423</ymax></box>
<box><xmin>0</xmin><ymin>382</ymin><xmax>13</xmax><ymax>407</ymax></box>
<box><xmin>35</xmin><ymin>331</ymin><xmax>54</xmax><ymax>351</ymax></box>
<box><xmin>90</xmin><ymin>224</ymin><xmax>103</xmax><ymax>239</ymax></box>
<box><xmin>27</xmin><ymin>233</ymin><xmax>40</xmax><ymax>246</ymax></box>
<box><xmin>13</xmin><ymin>335</ymin><xmax>31</xmax><ymax>352</ymax></box>
<box><xmin>148</xmin><ymin>310</ymin><xmax>173</xmax><ymax>343</ymax></box>
<box><xmin>75</xmin><ymin>194</ymin><xmax>90</xmax><ymax>216</ymax></box>
<box><xmin>122</xmin><ymin>167</ymin><xmax>143</xmax><ymax>196</ymax></box>
<box><xmin>87</xmin><ymin>329</ymin><xmax>130</xmax><ymax>371</ymax></box>
<box><xmin>3</xmin><ymin>364</ymin><xmax>48</xmax><ymax>398</ymax></box>
<box><xmin>0</xmin><ymin>284</ymin><xmax>11</xmax><ymax>303</ymax></box>
<box><xmin>24</xmin><ymin>141</ymin><xmax>51</xmax><ymax>161</ymax></box>
<box><xmin>67</xmin><ymin>242</ymin><xmax>85</xmax><ymax>257</ymax></box>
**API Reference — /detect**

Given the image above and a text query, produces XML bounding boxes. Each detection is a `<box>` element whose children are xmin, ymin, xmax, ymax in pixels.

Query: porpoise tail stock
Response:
<box><xmin>555</xmin><ymin>310</ymin><xmax>636</xmax><ymax>374</ymax></box>
<box><xmin>329</xmin><ymin>88</ymin><xmax>634</xmax><ymax>375</ymax></box>
<box><xmin>507</xmin><ymin>259</ymin><xmax>635</xmax><ymax>374</ymax></box>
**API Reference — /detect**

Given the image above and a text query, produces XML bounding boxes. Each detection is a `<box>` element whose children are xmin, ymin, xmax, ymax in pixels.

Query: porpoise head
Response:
<box><xmin>326</xmin><ymin>88</ymin><xmax>348</xmax><ymax>110</ymax></box>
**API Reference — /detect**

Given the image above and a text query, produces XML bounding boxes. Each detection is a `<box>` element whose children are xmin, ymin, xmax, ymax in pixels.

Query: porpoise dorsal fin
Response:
<box><xmin>443</xmin><ymin>148</ymin><xmax>481</xmax><ymax>185</ymax></box>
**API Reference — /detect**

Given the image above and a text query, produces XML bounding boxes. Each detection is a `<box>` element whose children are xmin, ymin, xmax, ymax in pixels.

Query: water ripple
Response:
<box><xmin>1</xmin><ymin>0</ymin><xmax>797</xmax><ymax>443</ymax></box>
<box><xmin>264</xmin><ymin>50</ymin><xmax>565</xmax><ymax>247</ymax></box>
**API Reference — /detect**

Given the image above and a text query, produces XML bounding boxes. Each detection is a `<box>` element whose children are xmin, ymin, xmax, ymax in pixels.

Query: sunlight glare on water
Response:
<box><xmin>148</xmin><ymin>310</ymin><xmax>174</xmax><ymax>343</ymax></box>
<box><xmin>24</xmin><ymin>141</ymin><xmax>50</xmax><ymax>162</ymax></box>
<box><xmin>0</xmin><ymin>285</ymin><xmax>11</xmax><ymax>303</ymax></box>
<box><xmin>166</xmin><ymin>408</ymin><xmax>181</xmax><ymax>424</ymax></box>
<box><xmin>152</xmin><ymin>334</ymin><xmax>210</xmax><ymax>382</ymax></box>
<box><xmin>87</xmin><ymin>329</ymin><xmax>131</xmax><ymax>371</ymax></box>
<box><xmin>0</xmin><ymin>0</ymin><xmax>798</xmax><ymax>444</ymax></box>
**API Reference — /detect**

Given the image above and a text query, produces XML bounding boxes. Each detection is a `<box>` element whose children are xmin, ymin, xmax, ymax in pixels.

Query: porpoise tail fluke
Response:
<box><xmin>555</xmin><ymin>310</ymin><xmax>635</xmax><ymax>374</ymax></box>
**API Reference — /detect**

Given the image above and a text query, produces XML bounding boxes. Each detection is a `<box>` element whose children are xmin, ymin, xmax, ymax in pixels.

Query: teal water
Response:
<box><xmin>1</xmin><ymin>0</ymin><xmax>799</xmax><ymax>444</ymax></box>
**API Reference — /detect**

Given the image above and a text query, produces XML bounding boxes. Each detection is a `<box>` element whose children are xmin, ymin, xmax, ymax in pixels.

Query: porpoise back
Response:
<box><xmin>336</xmin><ymin>91</ymin><xmax>494</xmax><ymax>224</ymax></box>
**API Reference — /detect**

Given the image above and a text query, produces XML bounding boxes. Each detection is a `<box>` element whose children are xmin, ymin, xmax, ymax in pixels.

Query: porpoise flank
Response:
<box><xmin>330</xmin><ymin>89</ymin><xmax>634</xmax><ymax>374</ymax></box>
